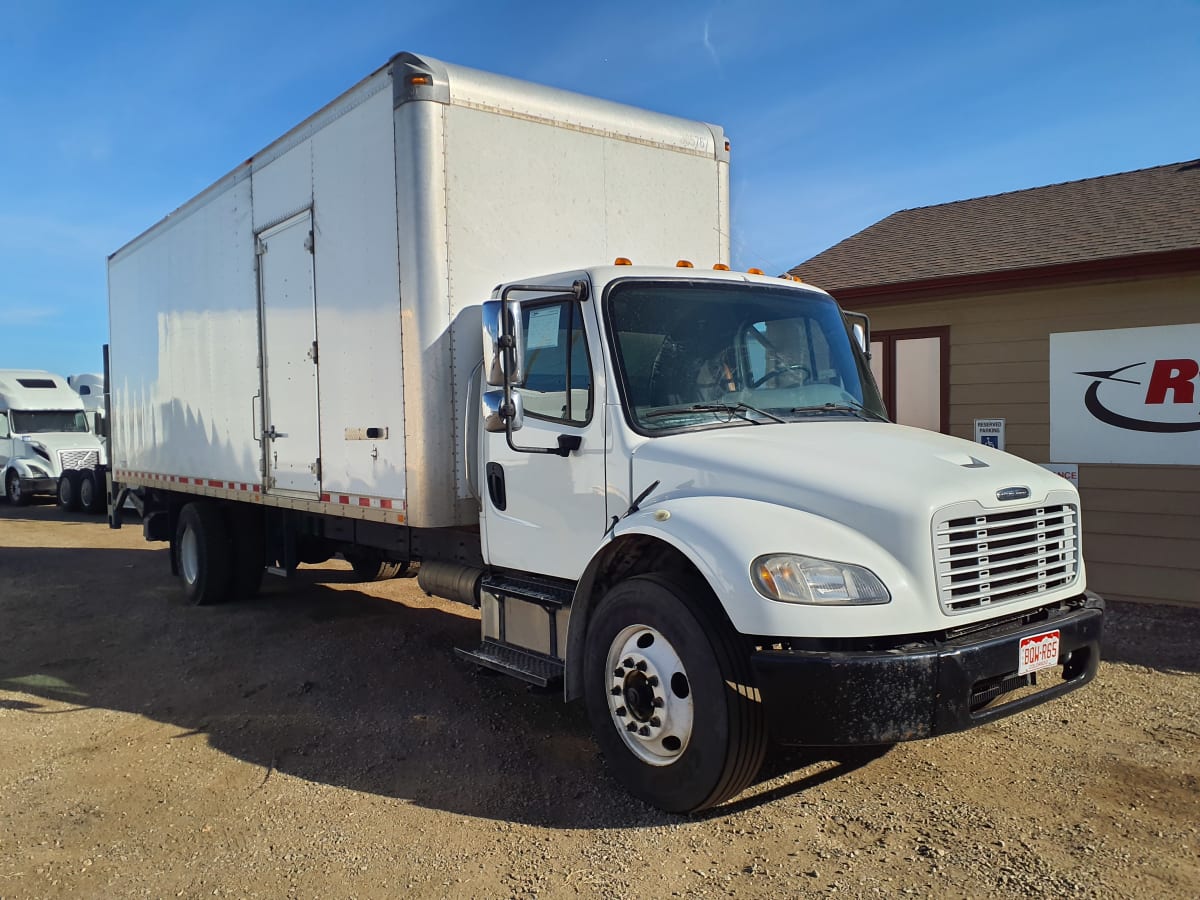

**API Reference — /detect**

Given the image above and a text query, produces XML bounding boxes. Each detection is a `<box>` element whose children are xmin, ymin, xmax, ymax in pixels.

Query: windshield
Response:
<box><xmin>10</xmin><ymin>410</ymin><xmax>90</xmax><ymax>434</ymax></box>
<box><xmin>607</xmin><ymin>281</ymin><xmax>887</xmax><ymax>433</ymax></box>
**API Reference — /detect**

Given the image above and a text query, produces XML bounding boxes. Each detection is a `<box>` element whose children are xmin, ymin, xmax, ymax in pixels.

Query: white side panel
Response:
<box><xmin>441</xmin><ymin>105</ymin><xmax>726</xmax><ymax>505</ymax></box>
<box><xmin>108</xmin><ymin>178</ymin><xmax>260</xmax><ymax>483</ymax></box>
<box><xmin>252</xmin><ymin>142</ymin><xmax>313</xmax><ymax>233</ymax></box>
<box><xmin>310</xmin><ymin>86</ymin><xmax>406</xmax><ymax>502</ymax></box>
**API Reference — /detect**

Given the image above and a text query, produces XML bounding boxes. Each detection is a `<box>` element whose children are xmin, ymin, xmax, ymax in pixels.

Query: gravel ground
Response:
<box><xmin>1</xmin><ymin>501</ymin><xmax>1197</xmax><ymax>899</ymax></box>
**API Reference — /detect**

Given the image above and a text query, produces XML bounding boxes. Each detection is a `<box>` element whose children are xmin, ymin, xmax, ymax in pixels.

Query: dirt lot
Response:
<box><xmin>1</xmin><ymin>502</ymin><xmax>1197</xmax><ymax>899</ymax></box>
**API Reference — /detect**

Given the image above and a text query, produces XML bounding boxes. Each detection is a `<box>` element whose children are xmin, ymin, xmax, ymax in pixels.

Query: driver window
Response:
<box><xmin>520</xmin><ymin>300</ymin><xmax>593</xmax><ymax>425</ymax></box>
<box><xmin>0</xmin><ymin>412</ymin><xmax>8</xmax><ymax>438</ymax></box>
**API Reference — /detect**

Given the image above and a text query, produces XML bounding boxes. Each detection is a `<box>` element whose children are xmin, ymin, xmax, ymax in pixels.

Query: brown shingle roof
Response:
<box><xmin>790</xmin><ymin>159</ymin><xmax>1200</xmax><ymax>293</ymax></box>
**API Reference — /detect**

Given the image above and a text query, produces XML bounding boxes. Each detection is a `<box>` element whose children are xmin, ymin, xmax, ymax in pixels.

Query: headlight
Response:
<box><xmin>751</xmin><ymin>554</ymin><xmax>890</xmax><ymax>605</ymax></box>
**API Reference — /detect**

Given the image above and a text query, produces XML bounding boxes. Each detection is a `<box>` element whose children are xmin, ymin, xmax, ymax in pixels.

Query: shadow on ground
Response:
<box><xmin>0</xmin><ymin>535</ymin><xmax>886</xmax><ymax>828</ymax></box>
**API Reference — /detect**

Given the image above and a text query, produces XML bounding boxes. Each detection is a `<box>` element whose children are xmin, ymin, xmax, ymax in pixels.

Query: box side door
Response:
<box><xmin>257</xmin><ymin>210</ymin><xmax>321</xmax><ymax>497</ymax></box>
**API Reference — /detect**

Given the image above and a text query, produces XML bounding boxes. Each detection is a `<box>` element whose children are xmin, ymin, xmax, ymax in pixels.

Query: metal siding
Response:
<box><xmin>310</xmin><ymin>86</ymin><xmax>406</xmax><ymax>503</ymax></box>
<box><xmin>108</xmin><ymin>177</ymin><xmax>260</xmax><ymax>484</ymax></box>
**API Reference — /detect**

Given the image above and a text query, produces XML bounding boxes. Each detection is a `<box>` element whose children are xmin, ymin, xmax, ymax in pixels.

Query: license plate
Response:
<box><xmin>1018</xmin><ymin>629</ymin><xmax>1060</xmax><ymax>675</ymax></box>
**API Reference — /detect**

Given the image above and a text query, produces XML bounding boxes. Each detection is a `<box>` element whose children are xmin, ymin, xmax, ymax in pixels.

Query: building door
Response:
<box><xmin>257</xmin><ymin>210</ymin><xmax>322</xmax><ymax>497</ymax></box>
<box><xmin>870</xmin><ymin>327</ymin><xmax>949</xmax><ymax>432</ymax></box>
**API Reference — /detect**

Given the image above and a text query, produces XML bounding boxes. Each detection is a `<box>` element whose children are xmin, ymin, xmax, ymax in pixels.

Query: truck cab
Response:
<box><xmin>467</xmin><ymin>264</ymin><xmax>1102</xmax><ymax>812</ymax></box>
<box><xmin>0</xmin><ymin>370</ymin><xmax>107</xmax><ymax>510</ymax></box>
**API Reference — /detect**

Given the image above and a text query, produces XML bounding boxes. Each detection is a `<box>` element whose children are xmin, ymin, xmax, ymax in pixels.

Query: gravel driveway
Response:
<box><xmin>1</xmin><ymin>502</ymin><xmax>1196</xmax><ymax>898</ymax></box>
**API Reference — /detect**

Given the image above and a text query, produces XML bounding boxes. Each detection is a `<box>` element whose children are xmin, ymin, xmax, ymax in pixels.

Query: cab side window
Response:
<box><xmin>521</xmin><ymin>300</ymin><xmax>593</xmax><ymax>425</ymax></box>
<box><xmin>0</xmin><ymin>411</ymin><xmax>9</xmax><ymax>438</ymax></box>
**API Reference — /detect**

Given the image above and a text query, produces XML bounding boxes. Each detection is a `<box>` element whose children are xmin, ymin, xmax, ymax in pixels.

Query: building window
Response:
<box><xmin>870</xmin><ymin>327</ymin><xmax>949</xmax><ymax>432</ymax></box>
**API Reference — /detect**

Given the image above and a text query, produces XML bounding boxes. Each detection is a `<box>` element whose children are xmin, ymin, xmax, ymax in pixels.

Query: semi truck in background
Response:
<box><xmin>103</xmin><ymin>53</ymin><xmax>1103</xmax><ymax>812</ymax></box>
<box><xmin>0</xmin><ymin>369</ymin><xmax>107</xmax><ymax>512</ymax></box>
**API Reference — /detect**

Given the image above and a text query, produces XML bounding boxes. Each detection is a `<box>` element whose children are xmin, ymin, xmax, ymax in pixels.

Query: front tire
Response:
<box><xmin>583</xmin><ymin>575</ymin><xmax>767</xmax><ymax>813</ymax></box>
<box><xmin>175</xmin><ymin>502</ymin><xmax>233</xmax><ymax>605</ymax></box>
<box><xmin>6</xmin><ymin>471</ymin><xmax>30</xmax><ymax>506</ymax></box>
<box><xmin>58</xmin><ymin>470</ymin><xmax>81</xmax><ymax>511</ymax></box>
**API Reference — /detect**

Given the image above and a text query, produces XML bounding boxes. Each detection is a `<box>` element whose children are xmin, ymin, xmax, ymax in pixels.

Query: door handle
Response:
<box><xmin>486</xmin><ymin>462</ymin><xmax>506</xmax><ymax>511</ymax></box>
<box><xmin>265</xmin><ymin>425</ymin><xmax>288</xmax><ymax>440</ymax></box>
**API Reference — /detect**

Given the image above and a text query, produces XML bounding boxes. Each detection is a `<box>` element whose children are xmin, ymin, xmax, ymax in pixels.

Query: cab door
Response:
<box><xmin>480</xmin><ymin>297</ymin><xmax>608</xmax><ymax>580</ymax></box>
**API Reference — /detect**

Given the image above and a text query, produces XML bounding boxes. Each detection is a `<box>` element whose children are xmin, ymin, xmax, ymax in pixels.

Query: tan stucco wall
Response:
<box><xmin>851</xmin><ymin>271</ymin><xmax>1199</xmax><ymax>608</ymax></box>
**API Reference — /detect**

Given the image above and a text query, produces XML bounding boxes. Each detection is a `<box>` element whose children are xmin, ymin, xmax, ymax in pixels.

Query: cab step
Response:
<box><xmin>456</xmin><ymin>640</ymin><xmax>564</xmax><ymax>687</ymax></box>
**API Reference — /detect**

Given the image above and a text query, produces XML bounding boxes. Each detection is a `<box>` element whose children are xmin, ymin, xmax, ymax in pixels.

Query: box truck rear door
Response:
<box><xmin>257</xmin><ymin>210</ymin><xmax>322</xmax><ymax>497</ymax></box>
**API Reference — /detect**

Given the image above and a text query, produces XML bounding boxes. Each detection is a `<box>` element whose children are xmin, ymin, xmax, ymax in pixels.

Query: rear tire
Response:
<box><xmin>225</xmin><ymin>504</ymin><xmax>265</xmax><ymax>601</ymax></box>
<box><xmin>583</xmin><ymin>574</ymin><xmax>767</xmax><ymax>813</ymax></box>
<box><xmin>78</xmin><ymin>470</ymin><xmax>104</xmax><ymax>514</ymax></box>
<box><xmin>175</xmin><ymin>502</ymin><xmax>233</xmax><ymax>605</ymax></box>
<box><xmin>57</xmin><ymin>470</ymin><xmax>82</xmax><ymax>511</ymax></box>
<box><xmin>345</xmin><ymin>549</ymin><xmax>409</xmax><ymax>581</ymax></box>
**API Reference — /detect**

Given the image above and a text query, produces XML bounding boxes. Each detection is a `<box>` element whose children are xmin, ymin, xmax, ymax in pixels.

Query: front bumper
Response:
<box><xmin>22</xmin><ymin>476</ymin><xmax>59</xmax><ymax>495</ymax></box>
<box><xmin>751</xmin><ymin>592</ymin><xmax>1104</xmax><ymax>746</ymax></box>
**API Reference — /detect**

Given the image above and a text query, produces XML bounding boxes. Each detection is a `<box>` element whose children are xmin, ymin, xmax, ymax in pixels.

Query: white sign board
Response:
<box><xmin>1050</xmin><ymin>323</ymin><xmax>1200</xmax><ymax>465</ymax></box>
<box><xmin>1041</xmin><ymin>463</ymin><xmax>1079</xmax><ymax>487</ymax></box>
<box><xmin>974</xmin><ymin>418</ymin><xmax>1005</xmax><ymax>450</ymax></box>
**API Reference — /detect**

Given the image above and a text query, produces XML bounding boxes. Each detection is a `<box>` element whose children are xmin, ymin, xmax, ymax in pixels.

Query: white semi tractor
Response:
<box><xmin>105</xmin><ymin>53</ymin><xmax>1103</xmax><ymax>812</ymax></box>
<box><xmin>0</xmin><ymin>369</ymin><xmax>107</xmax><ymax>511</ymax></box>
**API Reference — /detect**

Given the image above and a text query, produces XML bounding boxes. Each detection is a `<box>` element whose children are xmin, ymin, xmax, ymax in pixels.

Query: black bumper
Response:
<box><xmin>750</xmin><ymin>592</ymin><xmax>1104</xmax><ymax>747</ymax></box>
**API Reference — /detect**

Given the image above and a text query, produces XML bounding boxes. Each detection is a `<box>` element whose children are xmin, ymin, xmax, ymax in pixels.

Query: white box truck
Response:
<box><xmin>0</xmin><ymin>369</ymin><xmax>107</xmax><ymax>511</ymax></box>
<box><xmin>105</xmin><ymin>53</ymin><xmax>1103</xmax><ymax>812</ymax></box>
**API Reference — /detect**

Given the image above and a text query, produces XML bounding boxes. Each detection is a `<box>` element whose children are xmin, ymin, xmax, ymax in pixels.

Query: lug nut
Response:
<box><xmin>613</xmin><ymin>667</ymin><xmax>625</xmax><ymax>678</ymax></box>
<box><xmin>638</xmin><ymin>726</ymin><xmax>651</xmax><ymax>736</ymax></box>
<box><xmin>626</xmin><ymin>722</ymin><xmax>638</xmax><ymax>733</ymax></box>
<box><xmin>649</xmin><ymin>717</ymin><xmax>661</xmax><ymax>727</ymax></box>
<box><xmin>615</xmin><ymin>706</ymin><xmax>626</xmax><ymax>717</ymax></box>
<box><xmin>623</xmin><ymin>658</ymin><xmax>635</xmax><ymax>668</ymax></box>
<box><xmin>652</xmin><ymin>697</ymin><xmax>665</xmax><ymax>708</ymax></box>
<box><xmin>647</xmin><ymin>675</ymin><xmax>659</xmax><ymax>687</ymax></box>
<box><xmin>635</xmin><ymin>660</ymin><xmax>647</xmax><ymax>671</ymax></box>
<box><xmin>611</xmin><ymin>687</ymin><xmax>622</xmax><ymax>696</ymax></box>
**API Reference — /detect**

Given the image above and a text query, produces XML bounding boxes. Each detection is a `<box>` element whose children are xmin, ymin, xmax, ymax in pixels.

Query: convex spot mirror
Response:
<box><xmin>482</xmin><ymin>299</ymin><xmax>526</xmax><ymax>387</ymax></box>
<box><xmin>482</xmin><ymin>388</ymin><xmax>524</xmax><ymax>434</ymax></box>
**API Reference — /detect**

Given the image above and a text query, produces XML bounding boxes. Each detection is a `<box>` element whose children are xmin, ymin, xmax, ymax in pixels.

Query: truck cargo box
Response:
<box><xmin>108</xmin><ymin>52</ymin><xmax>730</xmax><ymax>528</ymax></box>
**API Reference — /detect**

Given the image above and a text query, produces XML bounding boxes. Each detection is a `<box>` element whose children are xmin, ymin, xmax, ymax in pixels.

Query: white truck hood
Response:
<box><xmin>629</xmin><ymin>421</ymin><xmax>1081</xmax><ymax>632</ymax></box>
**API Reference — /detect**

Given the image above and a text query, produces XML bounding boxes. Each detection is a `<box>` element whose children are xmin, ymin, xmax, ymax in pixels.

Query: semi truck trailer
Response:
<box><xmin>105</xmin><ymin>52</ymin><xmax>1103</xmax><ymax>812</ymax></box>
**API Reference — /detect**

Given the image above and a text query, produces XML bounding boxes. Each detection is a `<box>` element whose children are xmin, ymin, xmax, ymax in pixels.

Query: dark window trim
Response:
<box><xmin>872</xmin><ymin>326</ymin><xmax>949</xmax><ymax>433</ymax></box>
<box><xmin>520</xmin><ymin>297</ymin><xmax>595</xmax><ymax>429</ymax></box>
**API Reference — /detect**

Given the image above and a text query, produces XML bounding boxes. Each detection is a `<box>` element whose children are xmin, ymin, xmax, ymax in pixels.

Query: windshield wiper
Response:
<box><xmin>646</xmin><ymin>402</ymin><xmax>785</xmax><ymax>424</ymax></box>
<box><xmin>789</xmin><ymin>400</ymin><xmax>890</xmax><ymax>422</ymax></box>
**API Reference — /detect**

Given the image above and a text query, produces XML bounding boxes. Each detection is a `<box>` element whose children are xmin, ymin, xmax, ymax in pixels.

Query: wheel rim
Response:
<box><xmin>8</xmin><ymin>475</ymin><xmax>20</xmax><ymax>503</ymax></box>
<box><xmin>604</xmin><ymin>624</ymin><xmax>694</xmax><ymax>766</ymax></box>
<box><xmin>79</xmin><ymin>476</ymin><xmax>93</xmax><ymax>508</ymax></box>
<box><xmin>180</xmin><ymin>525</ymin><xmax>200</xmax><ymax>585</ymax></box>
<box><xmin>59</xmin><ymin>477</ymin><xmax>73</xmax><ymax>505</ymax></box>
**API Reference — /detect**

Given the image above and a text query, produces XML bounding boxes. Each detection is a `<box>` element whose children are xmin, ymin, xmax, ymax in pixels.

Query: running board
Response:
<box><xmin>456</xmin><ymin>640</ymin><xmax>564</xmax><ymax>687</ymax></box>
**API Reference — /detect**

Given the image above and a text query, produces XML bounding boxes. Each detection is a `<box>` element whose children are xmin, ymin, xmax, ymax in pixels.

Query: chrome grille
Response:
<box><xmin>58</xmin><ymin>449</ymin><xmax>99</xmax><ymax>471</ymax></box>
<box><xmin>934</xmin><ymin>503</ymin><xmax>1079</xmax><ymax>613</ymax></box>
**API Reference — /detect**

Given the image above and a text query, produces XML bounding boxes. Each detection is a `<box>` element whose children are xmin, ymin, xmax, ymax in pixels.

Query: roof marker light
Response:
<box><xmin>676</xmin><ymin>260</ymin><xmax>694</xmax><ymax>268</ymax></box>
<box><xmin>712</xmin><ymin>263</ymin><xmax>730</xmax><ymax>271</ymax></box>
<box><xmin>614</xmin><ymin>257</ymin><xmax>633</xmax><ymax>266</ymax></box>
<box><xmin>725</xmin><ymin>140</ymin><xmax>731</xmax><ymax>152</ymax></box>
<box><xmin>747</xmin><ymin>267</ymin><xmax>765</xmax><ymax>275</ymax></box>
<box><xmin>409</xmin><ymin>75</ymin><xmax>431</xmax><ymax>86</ymax></box>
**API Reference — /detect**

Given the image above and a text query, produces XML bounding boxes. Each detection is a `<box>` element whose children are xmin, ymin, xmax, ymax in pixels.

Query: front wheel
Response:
<box><xmin>583</xmin><ymin>575</ymin><xmax>767</xmax><ymax>813</ymax></box>
<box><xmin>6</xmin><ymin>471</ymin><xmax>30</xmax><ymax>506</ymax></box>
<box><xmin>78</xmin><ymin>470</ymin><xmax>104</xmax><ymax>514</ymax></box>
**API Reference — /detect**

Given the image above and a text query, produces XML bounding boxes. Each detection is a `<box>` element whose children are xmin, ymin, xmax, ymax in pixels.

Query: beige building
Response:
<box><xmin>793</xmin><ymin>160</ymin><xmax>1200</xmax><ymax>608</ymax></box>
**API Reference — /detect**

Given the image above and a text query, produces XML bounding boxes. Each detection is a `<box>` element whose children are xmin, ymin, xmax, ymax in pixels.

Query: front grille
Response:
<box><xmin>934</xmin><ymin>503</ymin><xmax>1079</xmax><ymax>614</ymax></box>
<box><xmin>59</xmin><ymin>449</ymin><xmax>99</xmax><ymax>471</ymax></box>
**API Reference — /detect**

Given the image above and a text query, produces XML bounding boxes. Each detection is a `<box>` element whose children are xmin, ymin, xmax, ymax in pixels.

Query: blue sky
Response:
<box><xmin>2</xmin><ymin>0</ymin><xmax>1197</xmax><ymax>378</ymax></box>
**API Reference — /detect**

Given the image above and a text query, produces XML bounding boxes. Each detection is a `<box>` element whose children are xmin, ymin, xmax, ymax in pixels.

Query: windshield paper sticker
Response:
<box><xmin>526</xmin><ymin>306</ymin><xmax>562</xmax><ymax>350</ymax></box>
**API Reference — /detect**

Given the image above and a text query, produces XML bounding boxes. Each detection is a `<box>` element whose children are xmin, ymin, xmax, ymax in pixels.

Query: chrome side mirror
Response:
<box><xmin>483</xmin><ymin>389</ymin><xmax>524</xmax><ymax>433</ymax></box>
<box><xmin>482</xmin><ymin>299</ymin><xmax>526</xmax><ymax>387</ymax></box>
